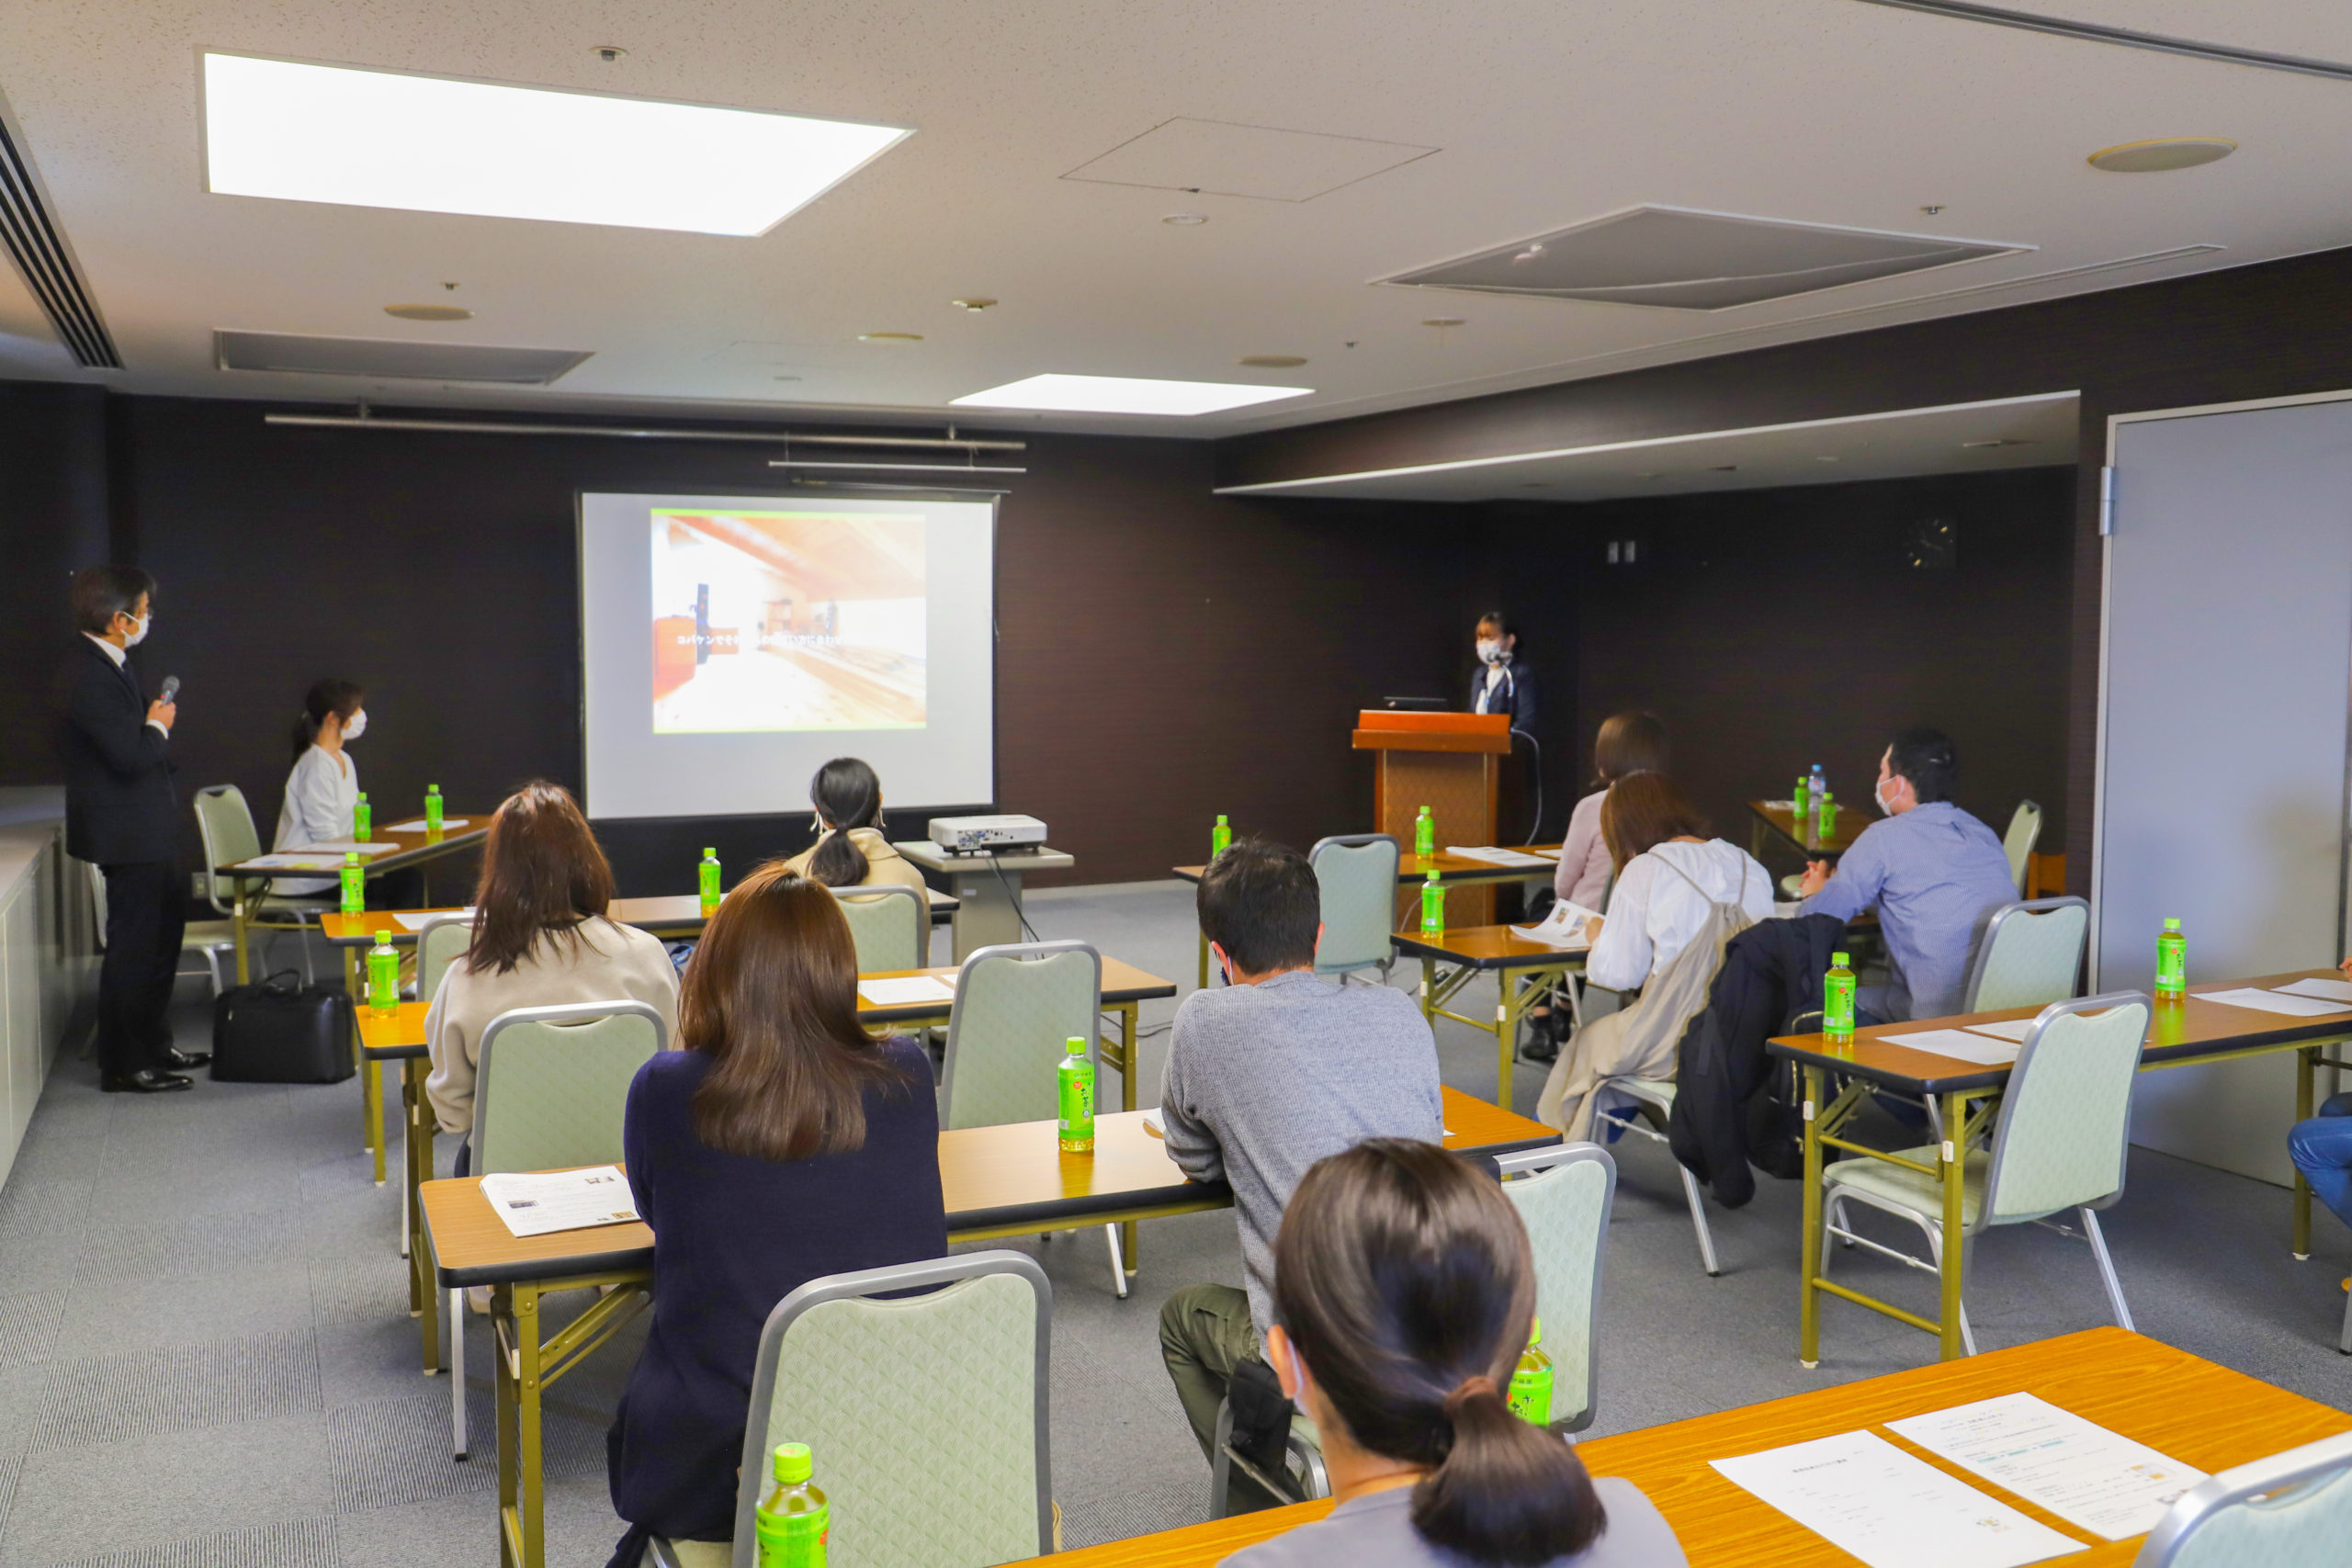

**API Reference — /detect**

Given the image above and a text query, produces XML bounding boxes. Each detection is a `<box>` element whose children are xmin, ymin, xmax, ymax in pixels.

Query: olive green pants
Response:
<box><xmin>1158</xmin><ymin>1281</ymin><xmax>1262</xmax><ymax>1461</ymax></box>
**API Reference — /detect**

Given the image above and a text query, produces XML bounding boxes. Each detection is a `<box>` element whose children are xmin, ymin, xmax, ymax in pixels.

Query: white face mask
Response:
<box><xmin>342</xmin><ymin>709</ymin><xmax>367</xmax><ymax>741</ymax></box>
<box><xmin>122</xmin><ymin>611</ymin><xmax>150</xmax><ymax>647</ymax></box>
<box><xmin>1874</xmin><ymin>773</ymin><xmax>1901</xmax><ymax>816</ymax></box>
<box><xmin>1476</xmin><ymin>638</ymin><xmax>1506</xmax><ymax>666</ymax></box>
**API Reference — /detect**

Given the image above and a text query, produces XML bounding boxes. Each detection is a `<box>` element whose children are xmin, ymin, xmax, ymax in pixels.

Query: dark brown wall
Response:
<box><xmin>0</xmin><ymin>382</ymin><xmax>112</xmax><ymax>783</ymax></box>
<box><xmin>1557</xmin><ymin>468</ymin><xmax>2075</xmax><ymax>874</ymax></box>
<box><xmin>1220</xmin><ymin>243</ymin><xmax>2352</xmax><ymax>891</ymax></box>
<box><xmin>43</xmin><ymin>396</ymin><xmax>1491</xmax><ymax>890</ymax></box>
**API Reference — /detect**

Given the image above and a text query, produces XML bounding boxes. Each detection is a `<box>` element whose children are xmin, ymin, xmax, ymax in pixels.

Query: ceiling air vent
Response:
<box><xmin>213</xmin><ymin>330</ymin><xmax>591</xmax><ymax>385</ymax></box>
<box><xmin>0</xmin><ymin>98</ymin><xmax>120</xmax><ymax>367</ymax></box>
<box><xmin>1381</xmin><ymin>206</ymin><xmax>2029</xmax><ymax>310</ymax></box>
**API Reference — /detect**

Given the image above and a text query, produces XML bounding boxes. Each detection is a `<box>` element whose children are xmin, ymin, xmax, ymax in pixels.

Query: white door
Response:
<box><xmin>2099</xmin><ymin>398</ymin><xmax>2352</xmax><ymax>1185</ymax></box>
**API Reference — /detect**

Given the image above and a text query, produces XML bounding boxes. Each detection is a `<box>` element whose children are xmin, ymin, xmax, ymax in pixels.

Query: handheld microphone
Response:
<box><xmin>159</xmin><ymin>676</ymin><xmax>180</xmax><ymax>704</ymax></box>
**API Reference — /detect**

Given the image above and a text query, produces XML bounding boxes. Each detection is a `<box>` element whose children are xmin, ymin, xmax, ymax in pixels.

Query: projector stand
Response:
<box><xmin>894</xmin><ymin>841</ymin><xmax>1077</xmax><ymax>963</ymax></box>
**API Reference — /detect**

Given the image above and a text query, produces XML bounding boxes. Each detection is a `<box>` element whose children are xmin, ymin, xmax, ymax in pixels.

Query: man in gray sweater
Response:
<box><xmin>1158</xmin><ymin>839</ymin><xmax>1443</xmax><ymax>1494</ymax></box>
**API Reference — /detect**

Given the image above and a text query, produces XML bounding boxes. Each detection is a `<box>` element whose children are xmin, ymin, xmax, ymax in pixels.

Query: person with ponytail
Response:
<box><xmin>1233</xmin><ymin>1140</ymin><xmax>1685</xmax><ymax>1568</ymax></box>
<box><xmin>269</xmin><ymin>678</ymin><xmax>368</xmax><ymax>896</ymax></box>
<box><xmin>778</xmin><ymin>757</ymin><xmax>926</xmax><ymax>891</ymax></box>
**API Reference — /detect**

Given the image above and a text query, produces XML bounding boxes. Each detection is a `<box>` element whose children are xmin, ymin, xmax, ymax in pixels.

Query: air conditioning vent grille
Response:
<box><xmin>0</xmin><ymin>108</ymin><xmax>120</xmax><ymax>368</ymax></box>
<box><xmin>214</xmin><ymin>330</ymin><xmax>592</xmax><ymax>385</ymax></box>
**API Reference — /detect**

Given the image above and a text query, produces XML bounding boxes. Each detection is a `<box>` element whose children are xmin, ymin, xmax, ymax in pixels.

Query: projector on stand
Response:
<box><xmin>927</xmin><ymin>814</ymin><xmax>1049</xmax><ymax>855</ymax></box>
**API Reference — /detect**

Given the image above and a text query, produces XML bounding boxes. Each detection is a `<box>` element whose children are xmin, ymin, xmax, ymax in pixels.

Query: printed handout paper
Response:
<box><xmin>1887</xmin><ymin>1393</ymin><xmax>2205</xmax><ymax>1541</ymax></box>
<box><xmin>478</xmin><ymin>1166</ymin><xmax>639</xmax><ymax>1239</ymax></box>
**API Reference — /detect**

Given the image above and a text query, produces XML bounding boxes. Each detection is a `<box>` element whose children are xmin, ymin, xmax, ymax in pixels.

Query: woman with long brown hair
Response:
<box><xmin>1528</xmin><ymin>711</ymin><xmax>1670</xmax><ymax>1064</ymax></box>
<box><xmin>604</xmin><ymin>863</ymin><xmax>944</xmax><ymax>1567</ymax></box>
<box><xmin>1535</xmin><ymin>773</ymin><xmax>1770</xmax><ymax>1139</ymax></box>
<box><xmin>421</xmin><ymin>782</ymin><xmax>679</xmax><ymax>1146</ymax></box>
<box><xmin>1235</xmin><ymin>1139</ymin><xmax>1684</xmax><ymax>1567</ymax></box>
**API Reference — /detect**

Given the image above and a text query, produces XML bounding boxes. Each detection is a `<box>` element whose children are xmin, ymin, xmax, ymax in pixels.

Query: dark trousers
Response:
<box><xmin>98</xmin><ymin>860</ymin><xmax>185</xmax><ymax>1077</ymax></box>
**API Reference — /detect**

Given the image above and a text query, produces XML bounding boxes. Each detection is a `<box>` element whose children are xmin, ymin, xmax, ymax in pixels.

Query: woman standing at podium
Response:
<box><xmin>1466</xmin><ymin>611</ymin><xmax>1535</xmax><ymax>732</ymax></box>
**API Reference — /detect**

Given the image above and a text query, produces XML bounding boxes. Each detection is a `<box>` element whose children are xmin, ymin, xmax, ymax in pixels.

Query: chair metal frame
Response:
<box><xmin>1211</xmin><ymin>1143</ymin><xmax>1615</xmax><ymax>1519</ymax></box>
<box><xmin>2132</xmin><ymin>1427</ymin><xmax>2352</xmax><ymax>1568</ymax></box>
<box><xmin>824</xmin><ymin>881</ymin><xmax>927</xmax><ymax>975</ymax></box>
<box><xmin>1823</xmin><ymin>991</ymin><xmax>2147</xmax><ymax>1358</ymax></box>
<box><xmin>194</xmin><ymin>783</ymin><xmax>328</xmax><ymax>985</ymax></box>
<box><xmin>453</xmin><ymin>998</ymin><xmax>667</xmax><ymax>1461</ymax></box>
<box><xmin>1597</xmin><ymin>1083</ymin><xmax>1721</xmax><ymax>1276</ymax></box>
<box><xmin>938</xmin><ymin>942</ymin><xmax>1129</xmax><ymax>1295</ymax></box>
<box><xmin>83</xmin><ymin>858</ymin><xmax>234</xmax><ymax>996</ymax></box>
<box><xmin>1307</xmin><ymin>833</ymin><xmax>1399</xmax><ymax>983</ymax></box>
<box><xmin>704</xmin><ymin>1249</ymin><xmax>1056</xmax><ymax>1568</ymax></box>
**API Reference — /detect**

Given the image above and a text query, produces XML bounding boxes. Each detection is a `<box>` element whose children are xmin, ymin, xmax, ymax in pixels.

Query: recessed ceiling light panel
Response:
<box><xmin>951</xmin><ymin>373</ymin><xmax>1311</xmax><ymax>416</ymax></box>
<box><xmin>2086</xmin><ymin>137</ymin><xmax>2235</xmax><ymax>173</ymax></box>
<box><xmin>202</xmin><ymin>51</ymin><xmax>910</xmax><ymax>235</ymax></box>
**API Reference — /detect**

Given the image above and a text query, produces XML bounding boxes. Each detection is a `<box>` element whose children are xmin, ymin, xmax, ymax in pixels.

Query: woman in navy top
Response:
<box><xmin>604</xmin><ymin>863</ymin><xmax>946</xmax><ymax>1567</ymax></box>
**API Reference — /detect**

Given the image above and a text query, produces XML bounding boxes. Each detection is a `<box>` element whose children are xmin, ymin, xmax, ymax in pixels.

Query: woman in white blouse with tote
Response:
<box><xmin>273</xmin><ymin>680</ymin><xmax>366</xmax><ymax>896</ymax></box>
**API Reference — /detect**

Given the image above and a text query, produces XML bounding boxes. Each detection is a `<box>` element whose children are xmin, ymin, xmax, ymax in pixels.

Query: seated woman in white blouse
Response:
<box><xmin>272</xmin><ymin>679</ymin><xmax>367</xmax><ymax>896</ymax></box>
<box><xmin>1536</xmin><ymin>773</ymin><xmax>1771</xmax><ymax>1140</ymax></box>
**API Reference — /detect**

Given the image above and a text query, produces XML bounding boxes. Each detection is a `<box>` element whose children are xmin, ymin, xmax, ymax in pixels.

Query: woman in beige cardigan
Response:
<box><xmin>424</xmin><ymin>782</ymin><xmax>679</xmax><ymax>1156</ymax></box>
<box><xmin>779</xmin><ymin>757</ymin><xmax>927</xmax><ymax>890</ymax></box>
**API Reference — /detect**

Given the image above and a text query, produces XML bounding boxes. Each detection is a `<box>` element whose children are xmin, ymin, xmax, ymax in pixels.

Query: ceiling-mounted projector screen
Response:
<box><xmin>579</xmin><ymin>491</ymin><xmax>995</xmax><ymax>818</ymax></box>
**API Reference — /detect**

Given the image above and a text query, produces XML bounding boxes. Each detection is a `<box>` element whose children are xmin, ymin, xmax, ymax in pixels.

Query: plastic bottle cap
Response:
<box><xmin>376</xmin><ymin>931</ymin><xmax>390</xmax><ymax>942</ymax></box>
<box><xmin>2163</xmin><ymin>918</ymin><xmax>2180</xmax><ymax>931</ymax></box>
<box><xmin>1530</xmin><ymin>1315</ymin><xmax>1543</xmax><ymax>1346</ymax></box>
<box><xmin>1832</xmin><ymin>953</ymin><xmax>1849</xmax><ymax>966</ymax></box>
<box><xmin>773</xmin><ymin>1442</ymin><xmax>812</xmax><ymax>1483</ymax></box>
<box><xmin>346</xmin><ymin>852</ymin><xmax>358</xmax><ymax>863</ymax></box>
<box><xmin>704</xmin><ymin>847</ymin><xmax>716</xmax><ymax>857</ymax></box>
<box><xmin>1216</xmin><ymin>815</ymin><xmax>1227</xmax><ymax>824</ymax></box>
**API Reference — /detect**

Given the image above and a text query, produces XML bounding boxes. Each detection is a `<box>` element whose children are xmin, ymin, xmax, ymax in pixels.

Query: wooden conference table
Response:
<box><xmin>371</xmin><ymin>955</ymin><xmax>1177</xmax><ymax>1367</ymax></box>
<box><xmin>323</xmin><ymin>891</ymin><xmax>961</xmax><ymax>1184</ymax></box>
<box><xmin>1172</xmin><ymin>844</ymin><xmax>1561</xmax><ymax>989</ymax></box>
<box><xmin>1747</xmin><ymin>797</ymin><xmax>1867</xmax><ymax>863</ymax></box>
<box><xmin>217</xmin><ymin>808</ymin><xmax>492</xmax><ymax>983</ymax></box>
<box><xmin>421</xmin><ymin>1086</ymin><xmax>1555</xmax><ymax>1568</ymax></box>
<box><xmin>1036</xmin><ymin>1327</ymin><xmax>2351</xmax><ymax>1567</ymax></box>
<box><xmin>1771</xmin><ymin>970</ymin><xmax>2352</xmax><ymax>1364</ymax></box>
<box><xmin>1389</xmin><ymin>923</ymin><xmax>1588</xmax><ymax>1114</ymax></box>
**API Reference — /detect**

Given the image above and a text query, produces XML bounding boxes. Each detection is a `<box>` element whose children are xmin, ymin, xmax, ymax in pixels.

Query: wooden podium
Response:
<box><xmin>1354</xmin><ymin>710</ymin><xmax>1512</xmax><ymax>924</ymax></box>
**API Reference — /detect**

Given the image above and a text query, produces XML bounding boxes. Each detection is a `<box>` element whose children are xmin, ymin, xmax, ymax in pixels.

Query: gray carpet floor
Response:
<box><xmin>1</xmin><ymin>878</ymin><xmax>2347</xmax><ymax>1564</ymax></box>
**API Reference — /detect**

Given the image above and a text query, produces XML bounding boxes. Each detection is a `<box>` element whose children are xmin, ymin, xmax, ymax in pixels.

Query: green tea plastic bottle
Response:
<box><xmin>1792</xmin><ymin>774</ymin><xmax>1808</xmax><ymax>824</ymax></box>
<box><xmin>1419</xmin><ymin>869</ymin><xmax>1444</xmax><ymax>935</ymax></box>
<box><xmin>1211</xmin><ymin>814</ymin><xmax>1231</xmax><ymax>860</ymax></box>
<box><xmin>1508</xmin><ymin>1317</ymin><xmax>1554</xmax><ymax>1427</ymax></box>
<box><xmin>339</xmin><ymin>852</ymin><xmax>364</xmax><ymax>916</ymax></box>
<box><xmin>424</xmin><ymin>784</ymin><xmax>444</xmax><ymax>837</ymax></box>
<box><xmin>699</xmin><ymin>847</ymin><xmax>722</xmax><ymax>916</ymax></box>
<box><xmin>1414</xmin><ymin>805</ymin><xmax>1434</xmax><ymax>858</ymax></box>
<box><xmin>755</xmin><ymin>1442</ymin><xmax>828</xmax><ymax>1568</ymax></box>
<box><xmin>1825</xmin><ymin>952</ymin><xmax>1856</xmax><ymax>1043</ymax></box>
<box><xmin>2155</xmin><ymin>917</ymin><xmax>2186</xmax><ymax>1000</ymax></box>
<box><xmin>354</xmin><ymin>791</ymin><xmax>371</xmax><ymax>841</ymax></box>
<box><xmin>1057</xmin><ymin>1037</ymin><xmax>1095</xmax><ymax>1153</ymax></box>
<box><xmin>367</xmin><ymin>931</ymin><xmax>399</xmax><ymax>1013</ymax></box>
<box><xmin>1815</xmin><ymin>786</ymin><xmax>1835</xmax><ymax>840</ymax></box>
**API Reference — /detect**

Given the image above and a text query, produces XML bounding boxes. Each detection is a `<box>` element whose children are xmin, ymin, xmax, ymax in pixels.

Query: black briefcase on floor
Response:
<box><xmin>211</xmin><ymin>970</ymin><xmax>356</xmax><ymax>1084</ymax></box>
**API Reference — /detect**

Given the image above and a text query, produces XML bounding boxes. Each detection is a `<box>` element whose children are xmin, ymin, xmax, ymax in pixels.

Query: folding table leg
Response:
<box><xmin>1799</xmin><ymin>1066</ymin><xmax>1825</xmax><ymax>1368</ymax></box>
<box><xmin>1938</xmin><ymin>1090</ymin><xmax>1968</xmax><ymax>1360</ymax></box>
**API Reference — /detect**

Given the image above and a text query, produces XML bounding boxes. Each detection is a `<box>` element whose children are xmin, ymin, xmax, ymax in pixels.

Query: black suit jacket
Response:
<box><xmin>56</xmin><ymin>638</ymin><xmax>180</xmax><ymax>864</ymax></box>
<box><xmin>1466</xmin><ymin>660</ymin><xmax>1536</xmax><ymax>732</ymax></box>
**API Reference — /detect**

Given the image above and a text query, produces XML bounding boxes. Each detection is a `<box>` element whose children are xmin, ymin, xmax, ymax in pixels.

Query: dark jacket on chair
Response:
<box><xmin>1668</xmin><ymin>913</ymin><xmax>1847</xmax><ymax>1208</ymax></box>
<box><xmin>56</xmin><ymin>637</ymin><xmax>179</xmax><ymax>865</ymax></box>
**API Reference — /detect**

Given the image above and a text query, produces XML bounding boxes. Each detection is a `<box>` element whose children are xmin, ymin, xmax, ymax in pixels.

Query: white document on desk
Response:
<box><xmin>2193</xmin><ymin>987</ymin><xmax>2347</xmax><ymax>1017</ymax></box>
<box><xmin>1511</xmin><ymin>900</ymin><xmax>1601</xmax><ymax>949</ymax></box>
<box><xmin>857</xmin><ymin>976</ymin><xmax>956</xmax><ymax>1007</ymax></box>
<box><xmin>1445</xmin><ymin>845</ymin><xmax>1555</xmax><ymax>869</ymax></box>
<box><xmin>393</xmin><ymin>908</ymin><xmax>477</xmax><ymax>932</ymax></box>
<box><xmin>383</xmin><ymin>818</ymin><xmax>472</xmax><ymax>833</ymax></box>
<box><xmin>478</xmin><ymin>1166</ymin><xmax>639</xmax><ymax>1238</ymax></box>
<box><xmin>237</xmin><ymin>852</ymin><xmax>345</xmax><ymax>871</ymax></box>
<box><xmin>1713</xmin><ymin>1429</ymin><xmax>2081</xmax><ymax>1568</ymax></box>
<box><xmin>306</xmin><ymin>840</ymin><xmax>401</xmax><ymax>855</ymax></box>
<box><xmin>1887</xmin><ymin>1393</ymin><xmax>2205</xmax><ymax>1541</ymax></box>
<box><xmin>2272</xmin><ymin>976</ymin><xmax>2352</xmax><ymax>1005</ymax></box>
<box><xmin>1884</xmin><ymin>1029</ymin><xmax>2021</xmax><ymax>1066</ymax></box>
<box><xmin>1964</xmin><ymin>1019</ymin><xmax>2040</xmax><ymax>1043</ymax></box>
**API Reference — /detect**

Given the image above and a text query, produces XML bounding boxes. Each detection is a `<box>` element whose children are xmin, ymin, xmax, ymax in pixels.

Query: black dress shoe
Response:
<box><xmin>100</xmin><ymin>1069</ymin><xmax>193</xmax><ymax>1094</ymax></box>
<box><xmin>1519</xmin><ymin>1031</ymin><xmax>1559</xmax><ymax>1066</ymax></box>
<box><xmin>161</xmin><ymin>1047</ymin><xmax>211</xmax><ymax>1069</ymax></box>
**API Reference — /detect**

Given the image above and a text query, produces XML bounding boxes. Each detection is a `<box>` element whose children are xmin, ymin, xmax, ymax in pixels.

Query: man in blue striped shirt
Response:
<box><xmin>1797</xmin><ymin>728</ymin><xmax>2019</xmax><ymax>1022</ymax></box>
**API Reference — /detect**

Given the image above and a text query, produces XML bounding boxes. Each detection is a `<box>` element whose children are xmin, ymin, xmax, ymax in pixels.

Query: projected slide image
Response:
<box><xmin>650</xmin><ymin>509</ymin><xmax>926</xmax><ymax>733</ymax></box>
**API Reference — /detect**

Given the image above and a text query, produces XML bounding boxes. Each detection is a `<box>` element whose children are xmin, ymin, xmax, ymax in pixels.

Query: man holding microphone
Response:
<box><xmin>58</xmin><ymin>565</ymin><xmax>208</xmax><ymax>1092</ymax></box>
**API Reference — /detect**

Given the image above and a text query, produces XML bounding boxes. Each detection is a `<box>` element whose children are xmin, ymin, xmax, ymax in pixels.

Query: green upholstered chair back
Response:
<box><xmin>729</xmin><ymin>1251</ymin><xmax>1053</xmax><ymax>1568</ymax></box>
<box><xmin>416</xmin><ymin>914</ymin><xmax>475</xmax><ymax>1008</ymax></box>
<box><xmin>939</xmin><ymin>942</ymin><xmax>1102</xmax><ymax>1131</ymax></box>
<box><xmin>2134</xmin><ymin>1428</ymin><xmax>2352</xmax><ymax>1568</ymax></box>
<box><xmin>2002</xmin><ymin>799</ymin><xmax>2044</xmax><ymax>895</ymax></box>
<box><xmin>1980</xmin><ymin>993</ymin><xmax>2149</xmax><ymax>1228</ymax></box>
<box><xmin>472</xmin><ymin>1000</ymin><xmax>666</xmax><ymax>1176</ymax></box>
<box><xmin>1309</xmin><ymin>834</ymin><xmax>1400</xmax><ymax>977</ymax></box>
<box><xmin>1961</xmin><ymin>897</ymin><xmax>2088</xmax><ymax>1014</ymax></box>
<box><xmin>829</xmin><ymin>883</ymin><xmax>924</xmax><ymax>975</ymax></box>
<box><xmin>193</xmin><ymin>784</ymin><xmax>263</xmax><ymax>915</ymax></box>
<box><xmin>1494</xmin><ymin>1143</ymin><xmax>1615</xmax><ymax>1433</ymax></box>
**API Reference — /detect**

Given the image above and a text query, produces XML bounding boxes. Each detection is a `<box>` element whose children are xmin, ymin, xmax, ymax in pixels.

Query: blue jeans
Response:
<box><xmin>2287</xmin><ymin>1094</ymin><xmax>2352</xmax><ymax>1232</ymax></box>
